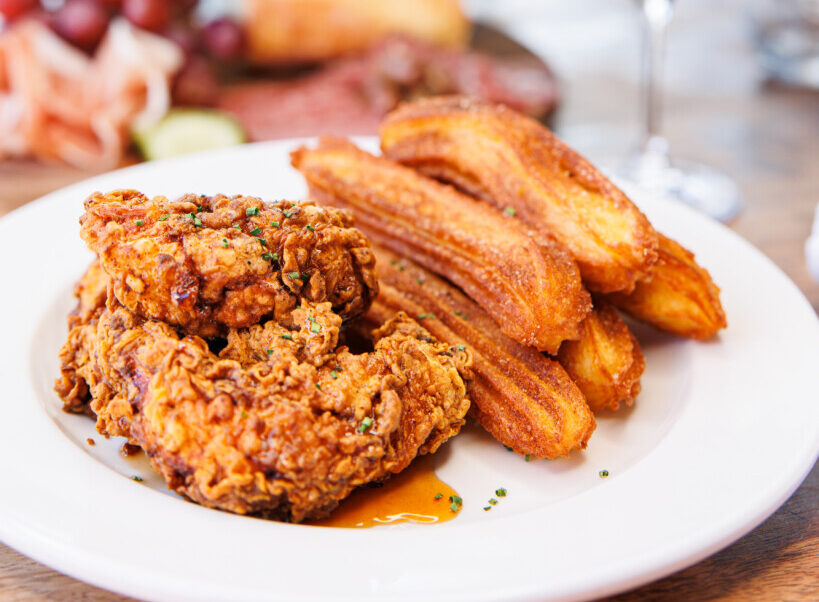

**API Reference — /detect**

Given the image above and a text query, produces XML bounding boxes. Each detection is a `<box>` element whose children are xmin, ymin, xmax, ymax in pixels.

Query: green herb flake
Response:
<box><xmin>291</xmin><ymin>203</ymin><xmax>297</xmax><ymax>208</ymax></box>
<box><xmin>334</xmin><ymin>365</ymin><xmax>342</xmax><ymax>372</ymax></box>
<box><xmin>246</xmin><ymin>207</ymin><xmax>259</xmax><ymax>216</ymax></box>
<box><xmin>525</xmin><ymin>454</ymin><xmax>532</xmax><ymax>462</ymax></box>
<box><xmin>262</xmin><ymin>252</ymin><xmax>274</xmax><ymax>261</ymax></box>
<box><xmin>256</xmin><ymin>237</ymin><xmax>267</xmax><ymax>246</ymax></box>
<box><xmin>193</xmin><ymin>216</ymin><xmax>203</xmax><ymax>227</ymax></box>
<box><xmin>488</xmin><ymin>498</ymin><xmax>498</xmax><ymax>506</ymax></box>
<box><xmin>241</xmin><ymin>410</ymin><xmax>248</xmax><ymax>418</ymax></box>
<box><xmin>281</xmin><ymin>333</ymin><xmax>293</xmax><ymax>340</ymax></box>
<box><xmin>429</xmin><ymin>313</ymin><xmax>436</xmax><ymax>319</ymax></box>
<box><xmin>249</xmin><ymin>227</ymin><xmax>262</xmax><ymax>236</ymax></box>
<box><xmin>288</xmin><ymin>271</ymin><xmax>300</xmax><ymax>280</ymax></box>
<box><xmin>283</xmin><ymin>210</ymin><xmax>293</xmax><ymax>218</ymax></box>
<box><xmin>504</xmin><ymin>445</ymin><xmax>513</xmax><ymax>452</ymax></box>
<box><xmin>131</xmin><ymin>475</ymin><xmax>143</xmax><ymax>482</ymax></box>
<box><xmin>418</xmin><ymin>313</ymin><xmax>427</xmax><ymax>320</ymax></box>
<box><xmin>301</xmin><ymin>272</ymin><xmax>309</xmax><ymax>280</ymax></box>
<box><xmin>449</xmin><ymin>495</ymin><xmax>463</xmax><ymax>512</ymax></box>
<box><xmin>390</xmin><ymin>259</ymin><xmax>398</xmax><ymax>266</ymax></box>
<box><xmin>310</xmin><ymin>322</ymin><xmax>321</xmax><ymax>334</ymax></box>
<box><xmin>266</xmin><ymin>349</ymin><xmax>273</xmax><ymax>356</ymax></box>
<box><xmin>496</xmin><ymin>488</ymin><xmax>507</xmax><ymax>497</ymax></box>
<box><xmin>331</xmin><ymin>370</ymin><xmax>339</xmax><ymax>380</ymax></box>
<box><xmin>135</xmin><ymin>219</ymin><xmax>144</xmax><ymax>226</ymax></box>
<box><xmin>398</xmin><ymin>264</ymin><xmax>405</xmax><ymax>271</ymax></box>
<box><xmin>271</xmin><ymin>221</ymin><xmax>280</xmax><ymax>228</ymax></box>
<box><xmin>358</xmin><ymin>417</ymin><xmax>374</xmax><ymax>433</ymax></box>
<box><xmin>483</xmin><ymin>506</ymin><xmax>491</xmax><ymax>511</ymax></box>
<box><xmin>158</xmin><ymin>214</ymin><xmax>169</xmax><ymax>221</ymax></box>
<box><xmin>503</xmin><ymin>206</ymin><xmax>517</xmax><ymax>217</ymax></box>
<box><xmin>416</xmin><ymin>278</ymin><xmax>424</xmax><ymax>285</ymax></box>
<box><xmin>599</xmin><ymin>469</ymin><xmax>610</xmax><ymax>478</ymax></box>
<box><xmin>221</xmin><ymin>238</ymin><xmax>229</xmax><ymax>248</ymax></box>
<box><xmin>457</xmin><ymin>344</ymin><xmax>466</xmax><ymax>351</ymax></box>
<box><xmin>305</xmin><ymin>224</ymin><xmax>315</xmax><ymax>232</ymax></box>
<box><xmin>315</xmin><ymin>383</ymin><xmax>322</xmax><ymax>390</ymax></box>
<box><xmin>434</xmin><ymin>493</ymin><xmax>443</xmax><ymax>500</ymax></box>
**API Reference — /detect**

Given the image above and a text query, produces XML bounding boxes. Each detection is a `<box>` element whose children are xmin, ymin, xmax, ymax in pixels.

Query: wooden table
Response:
<box><xmin>1</xmin><ymin>3</ymin><xmax>817</xmax><ymax>600</ymax></box>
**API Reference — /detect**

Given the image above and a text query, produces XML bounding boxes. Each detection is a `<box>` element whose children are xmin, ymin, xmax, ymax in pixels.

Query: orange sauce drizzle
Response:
<box><xmin>308</xmin><ymin>455</ymin><xmax>460</xmax><ymax>528</ymax></box>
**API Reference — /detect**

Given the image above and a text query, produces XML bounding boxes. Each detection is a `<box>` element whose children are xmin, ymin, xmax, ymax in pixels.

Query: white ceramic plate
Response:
<box><xmin>1</xmin><ymin>139</ymin><xmax>817</xmax><ymax>602</ymax></box>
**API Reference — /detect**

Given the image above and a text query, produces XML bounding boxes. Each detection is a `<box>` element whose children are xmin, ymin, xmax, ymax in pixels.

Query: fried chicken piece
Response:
<box><xmin>291</xmin><ymin>137</ymin><xmax>591</xmax><ymax>353</ymax></box>
<box><xmin>605</xmin><ymin>234</ymin><xmax>727</xmax><ymax>340</ymax></box>
<box><xmin>66</xmin><ymin>259</ymin><xmax>109</xmax><ymax>330</ymax></box>
<box><xmin>55</xmin><ymin>295</ymin><xmax>471</xmax><ymax>522</ymax></box>
<box><xmin>80</xmin><ymin>190</ymin><xmax>378</xmax><ymax>338</ymax></box>
<box><xmin>356</xmin><ymin>246</ymin><xmax>594</xmax><ymax>458</ymax></box>
<box><xmin>380</xmin><ymin>96</ymin><xmax>659</xmax><ymax>294</ymax></box>
<box><xmin>556</xmin><ymin>301</ymin><xmax>645</xmax><ymax>413</ymax></box>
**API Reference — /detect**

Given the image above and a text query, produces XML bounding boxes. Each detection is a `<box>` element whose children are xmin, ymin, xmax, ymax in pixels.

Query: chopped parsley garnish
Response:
<box><xmin>305</xmin><ymin>225</ymin><xmax>315</xmax><ymax>232</ymax></box>
<box><xmin>334</xmin><ymin>365</ymin><xmax>342</xmax><ymax>371</ymax></box>
<box><xmin>418</xmin><ymin>313</ymin><xmax>427</xmax><ymax>320</ymax></box>
<box><xmin>416</xmin><ymin>278</ymin><xmax>424</xmax><ymax>285</ymax></box>
<box><xmin>390</xmin><ymin>259</ymin><xmax>398</xmax><ymax>266</ymax></box>
<box><xmin>281</xmin><ymin>333</ymin><xmax>293</xmax><ymax>340</ymax></box>
<box><xmin>483</xmin><ymin>506</ymin><xmax>491</xmax><ymax>511</ymax></box>
<box><xmin>288</xmin><ymin>271</ymin><xmax>300</xmax><ymax>280</ymax></box>
<box><xmin>428</xmin><ymin>313</ymin><xmax>436</xmax><ymax>319</ymax></box>
<box><xmin>249</xmin><ymin>227</ymin><xmax>262</xmax><ymax>236</ymax></box>
<box><xmin>193</xmin><ymin>216</ymin><xmax>203</xmax><ymax>227</ymax></box>
<box><xmin>135</xmin><ymin>219</ymin><xmax>144</xmax><ymax>226</ymax></box>
<box><xmin>257</xmin><ymin>237</ymin><xmax>267</xmax><ymax>246</ymax></box>
<box><xmin>331</xmin><ymin>370</ymin><xmax>339</xmax><ymax>380</ymax></box>
<box><xmin>488</xmin><ymin>498</ymin><xmax>498</xmax><ymax>506</ymax></box>
<box><xmin>301</xmin><ymin>272</ymin><xmax>309</xmax><ymax>280</ymax></box>
<box><xmin>504</xmin><ymin>445</ymin><xmax>513</xmax><ymax>452</ymax></box>
<box><xmin>599</xmin><ymin>470</ymin><xmax>610</xmax><ymax>478</ymax></box>
<box><xmin>271</xmin><ymin>221</ymin><xmax>280</xmax><ymax>228</ymax></box>
<box><xmin>398</xmin><ymin>264</ymin><xmax>405</xmax><ymax>271</ymax></box>
<box><xmin>310</xmin><ymin>321</ymin><xmax>321</xmax><ymax>334</ymax></box>
<box><xmin>358</xmin><ymin>417</ymin><xmax>374</xmax><ymax>433</ymax></box>
<box><xmin>315</xmin><ymin>383</ymin><xmax>322</xmax><ymax>390</ymax></box>
<box><xmin>282</xmin><ymin>210</ymin><xmax>293</xmax><ymax>218</ymax></box>
<box><xmin>503</xmin><ymin>206</ymin><xmax>517</xmax><ymax>217</ymax></box>
<box><xmin>246</xmin><ymin>206</ymin><xmax>259</xmax><ymax>216</ymax></box>
<box><xmin>221</xmin><ymin>238</ymin><xmax>229</xmax><ymax>248</ymax></box>
<box><xmin>434</xmin><ymin>493</ymin><xmax>443</xmax><ymax>500</ymax></box>
<box><xmin>158</xmin><ymin>214</ymin><xmax>169</xmax><ymax>221</ymax></box>
<box><xmin>496</xmin><ymin>488</ymin><xmax>507</xmax><ymax>497</ymax></box>
<box><xmin>457</xmin><ymin>344</ymin><xmax>466</xmax><ymax>351</ymax></box>
<box><xmin>266</xmin><ymin>349</ymin><xmax>273</xmax><ymax>356</ymax></box>
<box><xmin>454</xmin><ymin>310</ymin><xmax>468</xmax><ymax>318</ymax></box>
<box><xmin>241</xmin><ymin>410</ymin><xmax>248</xmax><ymax>418</ymax></box>
<box><xmin>449</xmin><ymin>495</ymin><xmax>463</xmax><ymax>512</ymax></box>
<box><xmin>262</xmin><ymin>252</ymin><xmax>274</xmax><ymax>261</ymax></box>
<box><xmin>525</xmin><ymin>454</ymin><xmax>532</xmax><ymax>462</ymax></box>
<box><xmin>233</xmin><ymin>224</ymin><xmax>241</xmax><ymax>229</ymax></box>
<box><xmin>291</xmin><ymin>203</ymin><xmax>297</xmax><ymax>208</ymax></box>
<box><xmin>131</xmin><ymin>475</ymin><xmax>143</xmax><ymax>482</ymax></box>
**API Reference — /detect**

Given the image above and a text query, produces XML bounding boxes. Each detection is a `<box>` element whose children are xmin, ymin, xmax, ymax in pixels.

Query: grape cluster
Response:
<box><xmin>0</xmin><ymin>0</ymin><xmax>243</xmax><ymax>60</ymax></box>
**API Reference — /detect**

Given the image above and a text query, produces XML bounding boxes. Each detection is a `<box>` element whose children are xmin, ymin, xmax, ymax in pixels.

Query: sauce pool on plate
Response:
<box><xmin>308</xmin><ymin>455</ymin><xmax>460</xmax><ymax>528</ymax></box>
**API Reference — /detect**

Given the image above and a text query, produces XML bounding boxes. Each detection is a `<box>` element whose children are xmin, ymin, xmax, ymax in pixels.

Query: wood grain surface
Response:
<box><xmin>1</xmin><ymin>3</ymin><xmax>817</xmax><ymax>601</ymax></box>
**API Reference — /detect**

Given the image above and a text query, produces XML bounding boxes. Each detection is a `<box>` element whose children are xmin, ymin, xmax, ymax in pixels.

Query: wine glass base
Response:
<box><xmin>557</xmin><ymin>125</ymin><xmax>743</xmax><ymax>223</ymax></box>
<box><xmin>614</xmin><ymin>156</ymin><xmax>744</xmax><ymax>223</ymax></box>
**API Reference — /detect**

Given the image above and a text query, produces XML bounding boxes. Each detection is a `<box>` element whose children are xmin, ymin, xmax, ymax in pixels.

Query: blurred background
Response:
<box><xmin>0</xmin><ymin>0</ymin><xmax>817</xmax><ymax>305</ymax></box>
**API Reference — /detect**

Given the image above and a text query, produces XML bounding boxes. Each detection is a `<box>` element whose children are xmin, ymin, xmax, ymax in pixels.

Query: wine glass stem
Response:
<box><xmin>640</xmin><ymin>0</ymin><xmax>674</xmax><ymax>156</ymax></box>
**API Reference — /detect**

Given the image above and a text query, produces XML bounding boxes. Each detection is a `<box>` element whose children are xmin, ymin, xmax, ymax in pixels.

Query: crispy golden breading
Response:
<box><xmin>291</xmin><ymin>137</ymin><xmax>591</xmax><ymax>353</ymax></box>
<box><xmin>605</xmin><ymin>233</ymin><xmax>727</xmax><ymax>340</ymax></box>
<box><xmin>357</xmin><ymin>246</ymin><xmax>595</xmax><ymax>458</ymax></box>
<box><xmin>55</xmin><ymin>295</ymin><xmax>471</xmax><ymax>522</ymax></box>
<box><xmin>66</xmin><ymin>259</ymin><xmax>109</xmax><ymax>331</ymax></box>
<box><xmin>380</xmin><ymin>96</ymin><xmax>659</xmax><ymax>294</ymax></box>
<box><xmin>80</xmin><ymin>190</ymin><xmax>378</xmax><ymax>338</ymax></box>
<box><xmin>556</xmin><ymin>301</ymin><xmax>644</xmax><ymax>413</ymax></box>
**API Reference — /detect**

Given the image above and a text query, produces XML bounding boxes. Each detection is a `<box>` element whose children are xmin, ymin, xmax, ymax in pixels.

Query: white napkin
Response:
<box><xmin>806</xmin><ymin>204</ymin><xmax>819</xmax><ymax>282</ymax></box>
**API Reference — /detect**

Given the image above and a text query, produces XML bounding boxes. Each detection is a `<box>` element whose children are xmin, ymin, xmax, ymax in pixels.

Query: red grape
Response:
<box><xmin>202</xmin><ymin>18</ymin><xmax>243</xmax><ymax>61</ymax></box>
<box><xmin>98</xmin><ymin>0</ymin><xmax>123</xmax><ymax>7</ymax></box>
<box><xmin>172</xmin><ymin>56</ymin><xmax>219</xmax><ymax>106</ymax></box>
<box><xmin>164</xmin><ymin>23</ymin><xmax>198</xmax><ymax>55</ymax></box>
<box><xmin>122</xmin><ymin>0</ymin><xmax>170</xmax><ymax>32</ymax></box>
<box><xmin>0</xmin><ymin>0</ymin><xmax>36</xmax><ymax>20</ymax></box>
<box><xmin>52</xmin><ymin>0</ymin><xmax>110</xmax><ymax>51</ymax></box>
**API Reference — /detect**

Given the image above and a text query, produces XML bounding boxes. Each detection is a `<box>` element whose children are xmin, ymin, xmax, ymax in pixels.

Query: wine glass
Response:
<box><xmin>614</xmin><ymin>0</ymin><xmax>743</xmax><ymax>222</ymax></box>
